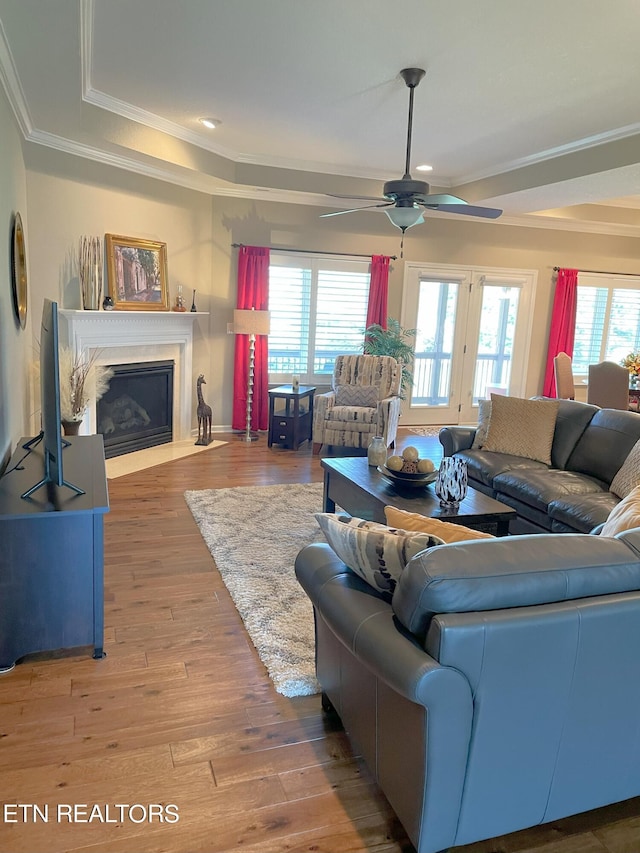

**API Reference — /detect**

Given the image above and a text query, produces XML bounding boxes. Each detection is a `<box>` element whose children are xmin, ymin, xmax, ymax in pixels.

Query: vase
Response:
<box><xmin>435</xmin><ymin>457</ymin><xmax>468</xmax><ymax>508</ymax></box>
<box><xmin>367</xmin><ymin>435</ymin><xmax>387</xmax><ymax>467</ymax></box>
<box><xmin>79</xmin><ymin>236</ymin><xmax>102</xmax><ymax>310</ymax></box>
<box><xmin>61</xmin><ymin>419</ymin><xmax>82</xmax><ymax>436</ymax></box>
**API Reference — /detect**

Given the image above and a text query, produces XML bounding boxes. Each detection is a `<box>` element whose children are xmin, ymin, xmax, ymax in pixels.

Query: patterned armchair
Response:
<box><xmin>312</xmin><ymin>355</ymin><xmax>402</xmax><ymax>454</ymax></box>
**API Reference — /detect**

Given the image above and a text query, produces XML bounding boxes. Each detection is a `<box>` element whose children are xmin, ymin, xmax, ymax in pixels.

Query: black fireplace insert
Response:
<box><xmin>97</xmin><ymin>360</ymin><xmax>174</xmax><ymax>458</ymax></box>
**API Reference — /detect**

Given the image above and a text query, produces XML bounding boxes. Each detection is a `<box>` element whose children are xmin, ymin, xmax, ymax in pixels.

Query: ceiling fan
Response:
<box><xmin>320</xmin><ymin>68</ymin><xmax>502</xmax><ymax>235</ymax></box>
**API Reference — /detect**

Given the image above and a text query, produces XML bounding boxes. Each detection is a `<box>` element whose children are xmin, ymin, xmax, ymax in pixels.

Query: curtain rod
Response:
<box><xmin>553</xmin><ymin>265</ymin><xmax>640</xmax><ymax>277</ymax></box>
<box><xmin>232</xmin><ymin>243</ymin><xmax>397</xmax><ymax>261</ymax></box>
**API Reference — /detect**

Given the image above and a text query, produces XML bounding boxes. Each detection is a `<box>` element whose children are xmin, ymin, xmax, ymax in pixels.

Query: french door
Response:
<box><xmin>400</xmin><ymin>263</ymin><xmax>536</xmax><ymax>425</ymax></box>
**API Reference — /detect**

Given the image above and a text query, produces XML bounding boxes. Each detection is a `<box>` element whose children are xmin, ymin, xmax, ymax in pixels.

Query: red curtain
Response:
<box><xmin>232</xmin><ymin>246</ymin><xmax>270</xmax><ymax>431</ymax></box>
<box><xmin>542</xmin><ymin>268</ymin><xmax>578</xmax><ymax>397</ymax></box>
<box><xmin>366</xmin><ymin>255</ymin><xmax>390</xmax><ymax>330</ymax></box>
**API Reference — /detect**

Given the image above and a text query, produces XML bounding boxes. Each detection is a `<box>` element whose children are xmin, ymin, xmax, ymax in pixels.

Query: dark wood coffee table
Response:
<box><xmin>321</xmin><ymin>456</ymin><xmax>516</xmax><ymax>536</ymax></box>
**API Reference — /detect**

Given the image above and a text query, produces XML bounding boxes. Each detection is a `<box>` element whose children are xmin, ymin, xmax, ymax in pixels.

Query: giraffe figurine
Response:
<box><xmin>195</xmin><ymin>374</ymin><xmax>213</xmax><ymax>445</ymax></box>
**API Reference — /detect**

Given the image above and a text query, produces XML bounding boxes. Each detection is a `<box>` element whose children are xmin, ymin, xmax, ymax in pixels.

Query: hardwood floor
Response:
<box><xmin>0</xmin><ymin>430</ymin><xmax>639</xmax><ymax>853</ymax></box>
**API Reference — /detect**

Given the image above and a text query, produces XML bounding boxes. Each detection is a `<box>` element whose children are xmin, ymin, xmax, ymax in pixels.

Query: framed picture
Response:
<box><xmin>105</xmin><ymin>234</ymin><xmax>169</xmax><ymax>310</ymax></box>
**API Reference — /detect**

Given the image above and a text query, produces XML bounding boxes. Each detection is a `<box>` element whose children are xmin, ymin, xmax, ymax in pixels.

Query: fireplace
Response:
<box><xmin>58</xmin><ymin>310</ymin><xmax>199</xmax><ymax>442</ymax></box>
<box><xmin>97</xmin><ymin>361</ymin><xmax>174</xmax><ymax>458</ymax></box>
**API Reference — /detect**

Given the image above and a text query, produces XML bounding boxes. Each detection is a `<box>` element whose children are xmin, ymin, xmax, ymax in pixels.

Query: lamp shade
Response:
<box><xmin>234</xmin><ymin>308</ymin><xmax>271</xmax><ymax>335</ymax></box>
<box><xmin>385</xmin><ymin>206</ymin><xmax>424</xmax><ymax>231</ymax></box>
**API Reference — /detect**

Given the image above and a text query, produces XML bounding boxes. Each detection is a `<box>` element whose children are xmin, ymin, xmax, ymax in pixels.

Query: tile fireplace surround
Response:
<box><xmin>59</xmin><ymin>310</ymin><xmax>203</xmax><ymax>441</ymax></box>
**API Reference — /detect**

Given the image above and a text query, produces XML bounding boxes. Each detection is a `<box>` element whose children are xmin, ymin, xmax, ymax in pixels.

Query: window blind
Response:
<box><xmin>268</xmin><ymin>255</ymin><xmax>370</xmax><ymax>381</ymax></box>
<box><xmin>574</xmin><ymin>275</ymin><xmax>640</xmax><ymax>373</ymax></box>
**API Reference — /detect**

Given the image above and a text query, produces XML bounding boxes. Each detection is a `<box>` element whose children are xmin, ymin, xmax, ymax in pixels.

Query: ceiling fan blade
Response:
<box><xmin>320</xmin><ymin>202</ymin><xmax>392</xmax><ymax>218</ymax></box>
<box><xmin>421</xmin><ymin>202</ymin><xmax>503</xmax><ymax>219</ymax></box>
<box><xmin>326</xmin><ymin>193</ymin><xmax>386</xmax><ymax>202</ymax></box>
<box><xmin>419</xmin><ymin>193</ymin><xmax>469</xmax><ymax>205</ymax></box>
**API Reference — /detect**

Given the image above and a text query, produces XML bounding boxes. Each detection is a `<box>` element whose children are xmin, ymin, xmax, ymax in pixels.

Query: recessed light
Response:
<box><xmin>416</xmin><ymin>164</ymin><xmax>433</xmax><ymax>172</ymax></box>
<box><xmin>199</xmin><ymin>117</ymin><xmax>221</xmax><ymax>129</ymax></box>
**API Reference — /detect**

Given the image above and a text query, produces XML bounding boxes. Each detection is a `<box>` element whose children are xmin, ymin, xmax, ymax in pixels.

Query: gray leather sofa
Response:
<box><xmin>439</xmin><ymin>398</ymin><xmax>640</xmax><ymax>534</ymax></box>
<box><xmin>295</xmin><ymin>530</ymin><xmax>640</xmax><ymax>853</ymax></box>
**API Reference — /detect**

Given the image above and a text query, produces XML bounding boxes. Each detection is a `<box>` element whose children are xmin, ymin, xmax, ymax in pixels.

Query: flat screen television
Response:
<box><xmin>21</xmin><ymin>298</ymin><xmax>84</xmax><ymax>499</ymax></box>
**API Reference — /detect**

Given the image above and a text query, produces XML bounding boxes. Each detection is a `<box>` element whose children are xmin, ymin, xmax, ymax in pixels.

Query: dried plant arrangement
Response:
<box><xmin>78</xmin><ymin>236</ymin><xmax>103</xmax><ymax>310</ymax></box>
<box><xmin>59</xmin><ymin>347</ymin><xmax>113</xmax><ymax>423</ymax></box>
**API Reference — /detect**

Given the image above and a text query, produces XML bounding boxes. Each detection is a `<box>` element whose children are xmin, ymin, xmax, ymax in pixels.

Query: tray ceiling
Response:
<box><xmin>2</xmin><ymin>0</ymin><xmax>640</xmax><ymax>233</ymax></box>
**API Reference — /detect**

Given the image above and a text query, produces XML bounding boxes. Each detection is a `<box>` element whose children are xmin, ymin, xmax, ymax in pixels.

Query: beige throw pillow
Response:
<box><xmin>601</xmin><ymin>485</ymin><xmax>640</xmax><ymax>536</ymax></box>
<box><xmin>482</xmin><ymin>395</ymin><xmax>559</xmax><ymax>465</ymax></box>
<box><xmin>610</xmin><ymin>438</ymin><xmax>640</xmax><ymax>499</ymax></box>
<box><xmin>384</xmin><ymin>506</ymin><xmax>495</xmax><ymax>542</ymax></box>
<box><xmin>471</xmin><ymin>399</ymin><xmax>492</xmax><ymax>449</ymax></box>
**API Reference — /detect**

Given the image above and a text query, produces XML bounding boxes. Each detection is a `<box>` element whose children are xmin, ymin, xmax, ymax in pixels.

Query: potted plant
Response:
<box><xmin>59</xmin><ymin>347</ymin><xmax>113</xmax><ymax>434</ymax></box>
<box><xmin>364</xmin><ymin>317</ymin><xmax>416</xmax><ymax>399</ymax></box>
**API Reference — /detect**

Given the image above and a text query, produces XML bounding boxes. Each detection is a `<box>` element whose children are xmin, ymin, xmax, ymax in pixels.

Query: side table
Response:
<box><xmin>268</xmin><ymin>385</ymin><xmax>316</xmax><ymax>450</ymax></box>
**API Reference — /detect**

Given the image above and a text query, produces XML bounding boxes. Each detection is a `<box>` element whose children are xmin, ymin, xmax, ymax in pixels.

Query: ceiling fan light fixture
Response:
<box><xmin>385</xmin><ymin>205</ymin><xmax>424</xmax><ymax>232</ymax></box>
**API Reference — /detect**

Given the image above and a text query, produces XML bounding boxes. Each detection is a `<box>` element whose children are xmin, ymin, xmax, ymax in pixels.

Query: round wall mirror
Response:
<box><xmin>11</xmin><ymin>212</ymin><xmax>28</xmax><ymax>330</ymax></box>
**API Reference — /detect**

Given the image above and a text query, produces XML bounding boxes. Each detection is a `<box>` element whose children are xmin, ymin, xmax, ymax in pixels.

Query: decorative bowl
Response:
<box><xmin>378</xmin><ymin>464</ymin><xmax>438</xmax><ymax>488</ymax></box>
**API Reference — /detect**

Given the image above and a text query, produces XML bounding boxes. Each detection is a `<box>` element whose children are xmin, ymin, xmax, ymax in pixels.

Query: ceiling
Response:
<box><xmin>2</xmin><ymin>0</ymin><xmax>640</xmax><ymax>234</ymax></box>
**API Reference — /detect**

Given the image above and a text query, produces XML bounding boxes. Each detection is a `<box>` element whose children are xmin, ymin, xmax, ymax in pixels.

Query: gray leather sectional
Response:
<box><xmin>296</xmin><ymin>529</ymin><xmax>640</xmax><ymax>853</ymax></box>
<box><xmin>439</xmin><ymin>398</ymin><xmax>640</xmax><ymax>534</ymax></box>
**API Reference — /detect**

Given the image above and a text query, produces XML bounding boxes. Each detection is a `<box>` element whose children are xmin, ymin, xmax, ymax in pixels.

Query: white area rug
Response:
<box><xmin>184</xmin><ymin>482</ymin><xmax>326</xmax><ymax>697</ymax></box>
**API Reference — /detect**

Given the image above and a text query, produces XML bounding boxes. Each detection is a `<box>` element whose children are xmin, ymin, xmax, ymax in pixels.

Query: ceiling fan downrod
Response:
<box><xmin>400</xmin><ymin>68</ymin><xmax>425</xmax><ymax>179</ymax></box>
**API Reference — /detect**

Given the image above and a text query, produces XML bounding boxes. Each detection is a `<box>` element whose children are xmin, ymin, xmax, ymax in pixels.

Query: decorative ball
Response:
<box><xmin>401</xmin><ymin>460</ymin><xmax>418</xmax><ymax>473</ymax></box>
<box><xmin>386</xmin><ymin>455</ymin><xmax>404</xmax><ymax>471</ymax></box>
<box><xmin>402</xmin><ymin>446</ymin><xmax>419</xmax><ymax>462</ymax></box>
<box><xmin>417</xmin><ymin>458</ymin><xmax>435</xmax><ymax>473</ymax></box>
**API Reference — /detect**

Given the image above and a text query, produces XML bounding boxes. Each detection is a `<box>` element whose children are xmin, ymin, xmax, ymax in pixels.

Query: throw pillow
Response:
<box><xmin>610</xmin><ymin>438</ymin><xmax>640</xmax><ymax>499</ymax></box>
<box><xmin>383</xmin><ymin>506</ymin><xmax>495</xmax><ymax>541</ymax></box>
<box><xmin>315</xmin><ymin>513</ymin><xmax>443</xmax><ymax>595</ymax></box>
<box><xmin>482</xmin><ymin>394</ymin><xmax>559</xmax><ymax>465</ymax></box>
<box><xmin>601</xmin><ymin>485</ymin><xmax>640</xmax><ymax>536</ymax></box>
<box><xmin>335</xmin><ymin>385</ymin><xmax>379</xmax><ymax>407</ymax></box>
<box><xmin>471</xmin><ymin>399</ymin><xmax>492</xmax><ymax>449</ymax></box>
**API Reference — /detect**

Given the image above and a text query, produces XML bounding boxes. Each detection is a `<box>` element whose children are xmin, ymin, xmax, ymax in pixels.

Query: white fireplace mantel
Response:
<box><xmin>58</xmin><ymin>310</ymin><xmax>205</xmax><ymax>440</ymax></box>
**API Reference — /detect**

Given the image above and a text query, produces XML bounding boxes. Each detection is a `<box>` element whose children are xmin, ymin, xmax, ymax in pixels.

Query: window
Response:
<box><xmin>401</xmin><ymin>262</ymin><xmax>536</xmax><ymax>425</ymax></box>
<box><xmin>574</xmin><ymin>273</ymin><xmax>640</xmax><ymax>375</ymax></box>
<box><xmin>268</xmin><ymin>254</ymin><xmax>370</xmax><ymax>382</ymax></box>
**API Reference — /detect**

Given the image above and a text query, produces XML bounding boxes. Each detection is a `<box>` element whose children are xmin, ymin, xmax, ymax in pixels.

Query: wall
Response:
<box><xmin>213</xmin><ymin>196</ymin><xmax>640</xmax><ymax>414</ymax></box>
<box><xmin>0</xmin><ymin>85</ymin><xmax>29</xmax><ymax>469</ymax></box>
<box><xmin>13</xmin><ymin>144</ymin><xmax>640</xmax><ymax>433</ymax></box>
<box><xmin>23</xmin><ymin>145</ymin><xmax>214</xmax><ymax>433</ymax></box>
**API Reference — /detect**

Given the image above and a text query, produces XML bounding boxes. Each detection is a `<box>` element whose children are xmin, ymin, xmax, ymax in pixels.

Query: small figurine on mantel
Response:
<box><xmin>195</xmin><ymin>374</ymin><xmax>213</xmax><ymax>445</ymax></box>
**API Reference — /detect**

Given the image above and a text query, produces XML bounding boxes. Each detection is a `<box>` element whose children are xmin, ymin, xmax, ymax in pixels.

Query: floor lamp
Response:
<box><xmin>234</xmin><ymin>308</ymin><xmax>271</xmax><ymax>442</ymax></box>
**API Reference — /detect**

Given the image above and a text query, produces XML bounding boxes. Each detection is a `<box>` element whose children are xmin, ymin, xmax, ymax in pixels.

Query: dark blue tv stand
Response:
<box><xmin>0</xmin><ymin>435</ymin><xmax>109</xmax><ymax>672</ymax></box>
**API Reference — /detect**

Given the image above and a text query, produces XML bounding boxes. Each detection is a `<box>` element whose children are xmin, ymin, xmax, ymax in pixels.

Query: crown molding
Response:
<box><xmin>498</xmin><ymin>211</ymin><xmax>640</xmax><ymax>238</ymax></box>
<box><xmin>0</xmin><ymin>17</ymin><xmax>32</xmax><ymax>136</ymax></box>
<box><xmin>19</xmin><ymin>128</ymin><xmax>640</xmax><ymax>240</ymax></box>
<box><xmin>26</xmin><ymin>128</ymin><xmax>225</xmax><ymax>194</ymax></box>
<box><xmin>458</xmin><ymin>122</ymin><xmax>640</xmax><ymax>186</ymax></box>
<box><xmin>82</xmin><ymin>85</ymin><xmax>403</xmax><ymax>183</ymax></box>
